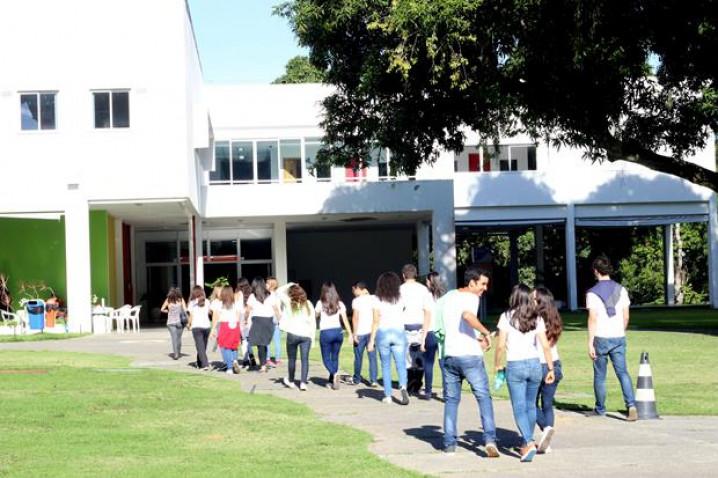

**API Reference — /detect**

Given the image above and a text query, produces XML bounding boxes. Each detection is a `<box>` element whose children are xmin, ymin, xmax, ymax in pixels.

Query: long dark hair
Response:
<box><xmin>375</xmin><ymin>271</ymin><xmax>401</xmax><ymax>304</ymax></box>
<box><xmin>507</xmin><ymin>284</ymin><xmax>538</xmax><ymax>333</ymax></box>
<box><xmin>236</xmin><ymin>277</ymin><xmax>252</xmax><ymax>302</ymax></box>
<box><xmin>251</xmin><ymin>277</ymin><xmax>269</xmax><ymax>303</ymax></box>
<box><xmin>166</xmin><ymin>287</ymin><xmax>182</xmax><ymax>304</ymax></box>
<box><xmin>289</xmin><ymin>284</ymin><xmax>311</xmax><ymax>316</ymax></box>
<box><xmin>426</xmin><ymin>271</ymin><xmax>446</xmax><ymax>300</ymax></box>
<box><xmin>190</xmin><ymin>285</ymin><xmax>205</xmax><ymax>307</ymax></box>
<box><xmin>320</xmin><ymin>281</ymin><xmax>341</xmax><ymax>315</ymax></box>
<box><xmin>534</xmin><ymin>286</ymin><xmax>563</xmax><ymax>345</ymax></box>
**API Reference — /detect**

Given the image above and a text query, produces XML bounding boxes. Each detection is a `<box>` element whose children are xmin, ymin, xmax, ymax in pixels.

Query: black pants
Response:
<box><xmin>286</xmin><ymin>333</ymin><xmax>311</xmax><ymax>383</ymax></box>
<box><xmin>192</xmin><ymin>327</ymin><xmax>210</xmax><ymax>368</ymax></box>
<box><xmin>255</xmin><ymin>345</ymin><xmax>268</xmax><ymax>366</ymax></box>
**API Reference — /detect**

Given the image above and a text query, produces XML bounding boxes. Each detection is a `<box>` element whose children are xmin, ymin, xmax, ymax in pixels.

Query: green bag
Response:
<box><xmin>432</xmin><ymin>290</ymin><xmax>458</xmax><ymax>360</ymax></box>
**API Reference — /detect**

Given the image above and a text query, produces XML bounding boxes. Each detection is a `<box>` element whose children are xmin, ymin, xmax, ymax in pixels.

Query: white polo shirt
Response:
<box><xmin>351</xmin><ymin>294</ymin><xmax>375</xmax><ymax>336</ymax></box>
<box><xmin>442</xmin><ymin>291</ymin><xmax>482</xmax><ymax>357</ymax></box>
<box><xmin>400</xmin><ymin>281</ymin><xmax>432</xmax><ymax>326</ymax></box>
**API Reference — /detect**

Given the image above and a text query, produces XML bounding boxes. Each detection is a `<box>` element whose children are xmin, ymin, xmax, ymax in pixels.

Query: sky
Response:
<box><xmin>187</xmin><ymin>0</ymin><xmax>307</xmax><ymax>84</ymax></box>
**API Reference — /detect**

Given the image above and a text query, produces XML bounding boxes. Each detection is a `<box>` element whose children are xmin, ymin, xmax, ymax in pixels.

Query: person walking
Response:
<box><xmin>280</xmin><ymin>283</ymin><xmax>316</xmax><ymax>391</ymax></box>
<box><xmin>210</xmin><ymin>285</ymin><xmax>242</xmax><ymax>374</ymax></box>
<box><xmin>494</xmin><ymin>284</ymin><xmax>555</xmax><ymax>462</ymax></box>
<box><xmin>422</xmin><ymin>271</ymin><xmax>445</xmax><ymax>400</ymax></box>
<box><xmin>188</xmin><ymin>285</ymin><xmax>212</xmax><ymax>370</ymax></box>
<box><xmin>246</xmin><ymin>277</ymin><xmax>280</xmax><ymax>373</ymax></box>
<box><xmin>351</xmin><ymin>281</ymin><xmax>379</xmax><ymax>387</ymax></box>
<box><xmin>161</xmin><ymin>287</ymin><xmax>187</xmax><ymax>360</ymax></box>
<box><xmin>587</xmin><ymin>254</ymin><xmax>638</xmax><ymax>421</ymax></box>
<box><xmin>235</xmin><ymin>277</ymin><xmax>254</xmax><ymax>368</ymax></box>
<box><xmin>439</xmin><ymin>267</ymin><xmax>499</xmax><ymax>457</ymax></box>
<box><xmin>266</xmin><ymin>276</ymin><xmax>282</xmax><ymax>367</ymax></box>
<box><xmin>399</xmin><ymin>264</ymin><xmax>432</xmax><ymax>395</ymax></box>
<box><xmin>315</xmin><ymin>281</ymin><xmax>352</xmax><ymax>390</ymax></box>
<box><xmin>368</xmin><ymin>272</ymin><xmax>410</xmax><ymax>405</ymax></box>
<box><xmin>533</xmin><ymin>286</ymin><xmax>563</xmax><ymax>454</ymax></box>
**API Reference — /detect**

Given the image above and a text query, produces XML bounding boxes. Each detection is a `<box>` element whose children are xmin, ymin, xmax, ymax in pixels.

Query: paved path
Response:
<box><xmin>3</xmin><ymin>330</ymin><xmax>717</xmax><ymax>477</ymax></box>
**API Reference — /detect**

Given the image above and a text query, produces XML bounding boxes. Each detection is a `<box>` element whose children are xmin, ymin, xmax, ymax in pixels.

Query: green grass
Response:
<box><xmin>0</xmin><ymin>351</ymin><xmax>420</xmax><ymax>478</ymax></box>
<box><xmin>0</xmin><ymin>333</ymin><xmax>87</xmax><ymax>343</ymax></box>
<box><xmin>319</xmin><ymin>308</ymin><xmax>718</xmax><ymax>416</ymax></box>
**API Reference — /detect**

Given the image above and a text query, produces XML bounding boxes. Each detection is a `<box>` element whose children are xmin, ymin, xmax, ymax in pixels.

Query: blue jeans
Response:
<box><xmin>376</xmin><ymin>328</ymin><xmax>408</xmax><ymax>398</ymax></box>
<box><xmin>443</xmin><ymin>355</ymin><xmax>497</xmax><ymax>448</ymax></box>
<box><xmin>220</xmin><ymin>347</ymin><xmax>237</xmax><ymax>371</ymax></box>
<box><xmin>536</xmin><ymin>360</ymin><xmax>563</xmax><ymax>429</ymax></box>
<box><xmin>353</xmin><ymin>333</ymin><xmax>378</xmax><ymax>383</ymax></box>
<box><xmin>269</xmin><ymin>325</ymin><xmax>282</xmax><ymax>361</ymax></box>
<box><xmin>593</xmin><ymin>336</ymin><xmax>636</xmax><ymax>414</ymax></box>
<box><xmin>319</xmin><ymin>328</ymin><xmax>344</xmax><ymax>377</ymax></box>
<box><xmin>423</xmin><ymin>331</ymin><xmax>439</xmax><ymax>395</ymax></box>
<box><xmin>506</xmin><ymin>358</ymin><xmax>543</xmax><ymax>446</ymax></box>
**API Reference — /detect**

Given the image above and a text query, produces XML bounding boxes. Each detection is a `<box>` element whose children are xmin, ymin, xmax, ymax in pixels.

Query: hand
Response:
<box><xmin>545</xmin><ymin>370</ymin><xmax>555</xmax><ymax>384</ymax></box>
<box><xmin>588</xmin><ymin>343</ymin><xmax>596</xmax><ymax>360</ymax></box>
<box><xmin>480</xmin><ymin>335</ymin><xmax>492</xmax><ymax>352</ymax></box>
<box><xmin>420</xmin><ymin>341</ymin><xmax>426</xmax><ymax>353</ymax></box>
<box><xmin>353</xmin><ymin>334</ymin><xmax>359</xmax><ymax>345</ymax></box>
<box><xmin>367</xmin><ymin>341</ymin><xmax>374</xmax><ymax>352</ymax></box>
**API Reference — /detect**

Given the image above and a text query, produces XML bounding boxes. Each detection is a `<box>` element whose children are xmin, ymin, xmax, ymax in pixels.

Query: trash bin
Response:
<box><xmin>26</xmin><ymin>300</ymin><xmax>45</xmax><ymax>331</ymax></box>
<box><xmin>45</xmin><ymin>297</ymin><xmax>59</xmax><ymax>328</ymax></box>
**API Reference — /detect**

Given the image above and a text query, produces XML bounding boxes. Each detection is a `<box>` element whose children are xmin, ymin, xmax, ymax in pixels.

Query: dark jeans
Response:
<box><xmin>191</xmin><ymin>327</ymin><xmax>210</xmax><ymax>368</ymax></box>
<box><xmin>255</xmin><ymin>345</ymin><xmax>268</xmax><ymax>367</ymax></box>
<box><xmin>536</xmin><ymin>360</ymin><xmax>563</xmax><ymax>429</ymax></box>
<box><xmin>286</xmin><ymin>333</ymin><xmax>312</xmax><ymax>383</ymax></box>
<box><xmin>319</xmin><ymin>327</ymin><xmax>344</xmax><ymax>378</ymax></box>
<box><xmin>353</xmin><ymin>333</ymin><xmax>378</xmax><ymax>383</ymax></box>
<box><xmin>167</xmin><ymin>323</ymin><xmax>183</xmax><ymax>357</ymax></box>
<box><xmin>593</xmin><ymin>336</ymin><xmax>636</xmax><ymax>414</ymax></box>
<box><xmin>423</xmin><ymin>331</ymin><xmax>439</xmax><ymax>395</ymax></box>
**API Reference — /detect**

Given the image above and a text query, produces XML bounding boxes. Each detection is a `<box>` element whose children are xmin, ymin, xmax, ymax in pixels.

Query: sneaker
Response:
<box><xmin>282</xmin><ymin>377</ymin><xmax>297</xmax><ymax>389</ymax></box>
<box><xmin>370</xmin><ymin>382</ymin><xmax>380</xmax><ymax>388</ymax></box>
<box><xmin>332</xmin><ymin>373</ymin><xmax>340</xmax><ymax>390</ymax></box>
<box><xmin>545</xmin><ymin>446</ymin><xmax>552</xmax><ymax>454</ymax></box>
<box><xmin>400</xmin><ymin>387</ymin><xmax>410</xmax><ymax>405</ymax></box>
<box><xmin>442</xmin><ymin>445</ymin><xmax>456</xmax><ymax>455</ymax></box>
<box><xmin>485</xmin><ymin>442</ymin><xmax>500</xmax><ymax>458</ymax></box>
<box><xmin>225</xmin><ymin>369</ymin><xmax>234</xmax><ymax>375</ymax></box>
<box><xmin>627</xmin><ymin>406</ymin><xmax>638</xmax><ymax>422</ymax></box>
<box><xmin>417</xmin><ymin>391</ymin><xmax>431</xmax><ymax>400</ymax></box>
<box><xmin>259</xmin><ymin>365</ymin><xmax>268</xmax><ymax>373</ymax></box>
<box><xmin>537</xmin><ymin>426</ymin><xmax>554</xmax><ymax>453</ymax></box>
<box><xmin>232</xmin><ymin>360</ymin><xmax>242</xmax><ymax>375</ymax></box>
<box><xmin>299</xmin><ymin>382</ymin><xmax>308</xmax><ymax>391</ymax></box>
<box><xmin>520</xmin><ymin>444</ymin><xmax>537</xmax><ymax>463</ymax></box>
<box><xmin>381</xmin><ymin>396</ymin><xmax>392</xmax><ymax>404</ymax></box>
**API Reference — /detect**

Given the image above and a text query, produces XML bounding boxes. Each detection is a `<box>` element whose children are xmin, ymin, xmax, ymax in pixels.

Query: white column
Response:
<box><xmin>432</xmin><ymin>208</ymin><xmax>457</xmax><ymax>290</ymax></box>
<box><xmin>565</xmin><ymin>204</ymin><xmax>578</xmax><ymax>311</ymax></box>
<box><xmin>272</xmin><ymin>220</ymin><xmax>288</xmax><ymax>284</ymax></box>
<box><xmin>64</xmin><ymin>193</ymin><xmax>92</xmax><ymax>333</ymax></box>
<box><xmin>188</xmin><ymin>215</ymin><xmax>196</xmax><ymax>288</ymax></box>
<box><xmin>113</xmin><ymin>218</ymin><xmax>123</xmax><ymax>307</ymax></box>
<box><xmin>416</xmin><ymin>220</ymin><xmax>431</xmax><ymax>276</ymax></box>
<box><xmin>195</xmin><ymin>219</ymin><xmax>204</xmax><ymax>289</ymax></box>
<box><xmin>664</xmin><ymin>224</ymin><xmax>675</xmax><ymax>305</ymax></box>
<box><xmin>709</xmin><ymin>195</ymin><xmax>718</xmax><ymax>309</ymax></box>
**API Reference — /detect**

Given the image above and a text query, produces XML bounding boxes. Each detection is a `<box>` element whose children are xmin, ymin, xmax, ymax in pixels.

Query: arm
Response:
<box><xmin>537</xmin><ymin>330</ymin><xmax>556</xmax><ymax>384</ymax></box>
<box><xmin>351</xmin><ymin>309</ymin><xmax>360</xmax><ymax>344</ymax></box>
<box><xmin>367</xmin><ymin>309</ymin><xmax>380</xmax><ymax>352</ymax></box>
<box><xmin>587</xmin><ymin>308</ymin><xmax>598</xmax><ymax>360</ymax></box>
<box><xmin>462</xmin><ymin>310</ymin><xmax>492</xmax><ymax>350</ymax></box>
<box><xmin>210</xmin><ymin>309</ymin><xmax>218</xmax><ymax>337</ymax></box>
<box><xmin>187</xmin><ymin>306</ymin><xmax>193</xmax><ymax>329</ymax></box>
<box><xmin>421</xmin><ymin>306</ymin><xmax>431</xmax><ymax>352</ymax></box>
<box><xmin>340</xmin><ymin>309</ymin><xmax>353</xmax><ymax>342</ymax></box>
<box><xmin>623</xmin><ymin>306</ymin><xmax>630</xmax><ymax>331</ymax></box>
<box><xmin>494</xmin><ymin>329</ymin><xmax>507</xmax><ymax>371</ymax></box>
<box><xmin>160</xmin><ymin>299</ymin><xmax>169</xmax><ymax>313</ymax></box>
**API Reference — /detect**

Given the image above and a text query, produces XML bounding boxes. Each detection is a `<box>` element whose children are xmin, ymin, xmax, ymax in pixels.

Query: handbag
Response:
<box><xmin>179</xmin><ymin>309</ymin><xmax>189</xmax><ymax>327</ymax></box>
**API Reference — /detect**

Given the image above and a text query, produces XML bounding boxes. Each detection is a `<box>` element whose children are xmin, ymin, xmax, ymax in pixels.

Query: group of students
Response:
<box><xmin>160</xmin><ymin>254</ymin><xmax>637</xmax><ymax>464</ymax></box>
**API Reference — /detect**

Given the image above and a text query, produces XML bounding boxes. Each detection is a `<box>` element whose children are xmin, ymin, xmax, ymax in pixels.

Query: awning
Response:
<box><xmin>456</xmin><ymin>218</ymin><xmax>565</xmax><ymax>227</ymax></box>
<box><xmin>575</xmin><ymin>214</ymin><xmax>708</xmax><ymax>227</ymax></box>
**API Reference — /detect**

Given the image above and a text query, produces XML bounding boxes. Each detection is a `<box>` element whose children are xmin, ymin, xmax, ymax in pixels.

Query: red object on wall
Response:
<box><xmin>468</xmin><ymin>153</ymin><xmax>481</xmax><ymax>172</ymax></box>
<box><xmin>483</xmin><ymin>157</ymin><xmax>491</xmax><ymax>172</ymax></box>
<box><xmin>345</xmin><ymin>159</ymin><xmax>367</xmax><ymax>181</ymax></box>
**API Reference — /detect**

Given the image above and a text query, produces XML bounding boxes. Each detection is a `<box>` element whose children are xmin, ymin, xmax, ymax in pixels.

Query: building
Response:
<box><xmin>1</xmin><ymin>0</ymin><xmax>716</xmax><ymax>332</ymax></box>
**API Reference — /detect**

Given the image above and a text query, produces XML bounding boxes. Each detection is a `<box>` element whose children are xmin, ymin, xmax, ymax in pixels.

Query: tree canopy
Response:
<box><xmin>272</xmin><ymin>55</ymin><xmax>326</xmax><ymax>84</ymax></box>
<box><xmin>277</xmin><ymin>1</ymin><xmax>718</xmax><ymax>190</ymax></box>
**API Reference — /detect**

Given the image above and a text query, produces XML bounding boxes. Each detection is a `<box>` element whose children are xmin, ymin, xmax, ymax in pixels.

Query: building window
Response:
<box><xmin>372</xmin><ymin>147</ymin><xmax>392</xmax><ymax>179</ymax></box>
<box><xmin>257</xmin><ymin>140</ymin><xmax>279</xmax><ymax>182</ymax></box>
<box><xmin>232</xmin><ymin>141</ymin><xmax>254</xmax><ymax>182</ymax></box>
<box><xmin>280</xmin><ymin>139</ymin><xmax>302</xmax><ymax>182</ymax></box>
<box><xmin>484</xmin><ymin>145</ymin><xmax>537</xmax><ymax>172</ymax></box>
<box><xmin>304</xmin><ymin>138</ymin><xmax>331</xmax><ymax>180</ymax></box>
<box><xmin>210</xmin><ymin>141</ymin><xmax>230</xmax><ymax>182</ymax></box>
<box><xmin>20</xmin><ymin>92</ymin><xmax>56</xmax><ymax>130</ymax></box>
<box><xmin>93</xmin><ymin>90</ymin><xmax>129</xmax><ymax>128</ymax></box>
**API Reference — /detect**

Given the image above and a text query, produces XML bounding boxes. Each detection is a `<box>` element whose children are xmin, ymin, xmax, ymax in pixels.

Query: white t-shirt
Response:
<box><xmin>210</xmin><ymin>298</ymin><xmax>222</xmax><ymax>316</ymax></box>
<box><xmin>247</xmin><ymin>293</ymin><xmax>278</xmax><ymax>318</ymax></box>
<box><xmin>315</xmin><ymin>300</ymin><xmax>346</xmax><ymax>330</ymax></box>
<box><xmin>373</xmin><ymin>297</ymin><xmax>405</xmax><ymax>331</ymax></box>
<box><xmin>216</xmin><ymin>302</ymin><xmax>242</xmax><ymax>324</ymax></box>
<box><xmin>280</xmin><ymin>302</ymin><xmax>316</xmax><ymax>339</ymax></box>
<box><xmin>586</xmin><ymin>285</ymin><xmax>631</xmax><ymax>338</ymax></box>
<box><xmin>400</xmin><ymin>281</ymin><xmax>432</xmax><ymax>326</ymax></box>
<box><xmin>189</xmin><ymin>302</ymin><xmax>211</xmax><ymax>329</ymax></box>
<box><xmin>352</xmin><ymin>294</ymin><xmax>375</xmax><ymax>336</ymax></box>
<box><xmin>442</xmin><ymin>291</ymin><xmax>482</xmax><ymax>357</ymax></box>
<box><xmin>497</xmin><ymin>311</ymin><xmax>546</xmax><ymax>362</ymax></box>
<box><xmin>539</xmin><ymin>344</ymin><xmax>560</xmax><ymax>364</ymax></box>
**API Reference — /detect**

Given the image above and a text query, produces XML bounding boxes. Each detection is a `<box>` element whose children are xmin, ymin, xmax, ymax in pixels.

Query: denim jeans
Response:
<box><xmin>442</xmin><ymin>355</ymin><xmax>497</xmax><ymax>448</ymax></box>
<box><xmin>376</xmin><ymin>328</ymin><xmax>408</xmax><ymax>398</ymax></box>
<box><xmin>319</xmin><ymin>327</ymin><xmax>344</xmax><ymax>377</ymax></box>
<box><xmin>220</xmin><ymin>347</ymin><xmax>237</xmax><ymax>371</ymax></box>
<box><xmin>353</xmin><ymin>333</ymin><xmax>378</xmax><ymax>384</ymax></box>
<box><xmin>191</xmin><ymin>327</ymin><xmax>210</xmax><ymax>369</ymax></box>
<box><xmin>423</xmin><ymin>331</ymin><xmax>439</xmax><ymax>395</ymax></box>
<box><xmin>286</xmin><ymin>333</ymin><xmax>311</xmax><ymax>383</ymax></box>
<box><xmin>269</xmin><ymin>326</ymin><xmax>282</xmax><ymax>361</ymax></box>
<box><xmin>593</xmin><ymin>336</ymin><xmax>636</xmax><ymax>414</ymax></box>
<box><xmin>167</xmin><ymin>323</ymin><xmax>183</xmax><ymax>357</ymax></box>
<box><xmin>536</xmin><ymin>360</ymin><xmax>563</xmax><ymax>429</ymax></box>
<box><xmin>506</xmin><ymin>358</ymin><xmax>543</xmax><ymax>446</ymax></box>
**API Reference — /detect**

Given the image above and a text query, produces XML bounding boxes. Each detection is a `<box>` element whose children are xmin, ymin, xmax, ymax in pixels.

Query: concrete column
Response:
<box><xmin>565</xmin><ymin>204</ymin><xmax>578</xmax><ymax>311</ymax></box>
<box><xmin>195</xmin><ymin>219</ymin><xmax>204</xmax><ymax>289</ymax></box>
<box><xmin>273</xmin><ymin>220</ymin><xmax>288</xmax><ymax>285</ymax></box>
<box><xmin>188</xmin><ymin>216</ymin><xmax>196</xmax><ymax>288</ymax></box>
<box><xmin>432</xmin><ymin>208</ymin><xmax>457</xmax><ymax>290</ymax></box>
<box><xmin>535</xmin><ymin>225</ymin><xmax>545</xmax><ymax>285</ymax></box>
<box><xmin>709</xmin><ymin>195</ymin><xmax>718</xmax><ymax>309</ymax></box>
<box><xmin>64</xmin><ymin>193</ymin><xmax>92</xmax><ymax>333</ymax></box>
<box><xmin>664</xmin><ymin>224</ymin><xmax>675</xmax><ymax>305</ymax></box>
<box><xmin>416</xmin><ymin>220</ymin><xmax>431</xmax><ymax>276</ymax></box>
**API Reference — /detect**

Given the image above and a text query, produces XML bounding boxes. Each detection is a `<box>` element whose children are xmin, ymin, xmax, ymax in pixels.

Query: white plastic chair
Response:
<box><xmin>1</xmin><ymin>310</ymin><xmax>25</xmax><ymax>335</ymax></box>
<box><xmin>116</xmin><ymin>305</ymin><xmax>132</xmax><ymax>333</ymax></box>
<box><xmin>128</xmin><ymin>305</ymin><xmax>141</xmax><ymax>333</ymax></box>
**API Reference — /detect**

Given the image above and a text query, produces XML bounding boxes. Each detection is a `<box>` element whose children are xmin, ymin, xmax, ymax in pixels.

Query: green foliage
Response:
<box><xmin>277</xmin><ymin>0</ymin><xmax>718</xmax><ymax>189</ymax></box>
<box><xmin>273</xmin><ymin>55</ymin><xmax>326</xmax><ymax>84</ymax></box>
<box><xmin>204</xmin><ymin>276</ymin><xmax>230</xmax><ymax>289</ymax></box>
<box><xmin>619</xmin><ymin>228</ymin><xmax>665</xmax><ymax>304</ymax></box>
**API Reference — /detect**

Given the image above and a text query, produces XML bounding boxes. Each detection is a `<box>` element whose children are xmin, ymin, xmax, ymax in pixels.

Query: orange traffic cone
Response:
<box><xmin>635</xmin><ymin>351</ymin><xmax>659</xmax><ymax>419</ymax></box>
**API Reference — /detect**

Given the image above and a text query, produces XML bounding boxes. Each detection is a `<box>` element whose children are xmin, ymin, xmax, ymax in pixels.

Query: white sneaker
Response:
<box><xmin>382</xmin><ymin>396</ymin><xmax>392</xmax><ymax>404</ymax></box>
<box><xmin>299</xmin><ymin>382</ymin><xmax>308</xmax><ymax>391</ymax></box>
<box><xmin>538</xmin><ymin>426</ymin><xmax>554</xmax><ymax>453</ymax></box>
<box><xmin>282</xmin><ymin>377</ymin><xmax>297</xmax><ymax>389</ymax></box>
<box><xmin>225</xmin><ymin>369</ymin><xmax>234</xmax><ymax>375</ymax></box>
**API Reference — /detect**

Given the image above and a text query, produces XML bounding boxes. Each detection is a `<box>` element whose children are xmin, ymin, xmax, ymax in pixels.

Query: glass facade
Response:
<box><xmin>257</xmin><ymin>140</ymin><xmax>279</xmax><ymax>182</ymax></box>
<box><xmin>20</xmin><ymin>92</ymin><xmax>56</xmax><ymax>130</ymax></box>
<box><xmin>280</xmin><ymin>139</ymin><xmax>302</xmax><ymax>182</ymax></box>
<box><xmin>232</xmin><ymin>141</ymin><xmax>254</xmax><ymax>182</ymax></box>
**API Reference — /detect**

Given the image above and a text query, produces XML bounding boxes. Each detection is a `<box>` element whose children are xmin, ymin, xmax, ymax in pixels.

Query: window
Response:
<box><xmin>483</xmin><ymin>145</ymin><xmax>537</xmax><ymax>172</ymax></box>
<box><xmin>94</xmin><ymin>90</ymin><xmax>129</xmax><ymax>128</ymax></box>
<box><xmin>304</xmin><ymin>138</ymin><xmax>331</xmax><ymax>180</ymax></box>
<box><xmin>210</xmin><ymin>141</ymin><xmax>230</xmax><ymax>182</ymax></box>
<box><xmin>20</xmin><ymin>92</ymin><xmax>56</xmax><ymax>130</ymax></box>
<box><xmin>232</xmin><ymin>141</ymin><xmax>254</xmax><ymax>182</ymax></box>
<box><xmin>241</xmin><ymin>239</ymin><xmax>272</xmax><ymax>260</ymax></box>
<box><xmin>372</xmin><ymin>147</ymin><xmax>392</xmax><ymax>178</ymax></box>
<box><xmin>280</xmin><ymin>139</ymin><xmax>302</xmax><ymax>182</ymax></box>
<box><xmin>257</xmin><ymin>141</ymin><xmax>279</xmax><ymax>182</ymax></box>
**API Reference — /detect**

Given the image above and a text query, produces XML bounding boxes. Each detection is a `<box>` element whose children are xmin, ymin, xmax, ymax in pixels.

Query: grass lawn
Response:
<box><xmin>0</xmin><ymin>333</ymin><xmax>87</xmax><ymax>343</ymax></box>
<box><xmin>313</xmin><ymin>307</ymin><xmax>718</xmax><ymax>416</ymax></box>
<box><xmin>0</xmin><ymin>351</ymin><xmax>420</xmax><ymax>478</ymax></box>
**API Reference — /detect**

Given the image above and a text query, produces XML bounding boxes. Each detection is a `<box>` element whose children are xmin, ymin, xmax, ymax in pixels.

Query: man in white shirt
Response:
<box><xmin>586</xmin><ymin>254</ymin><xmax>637</xmax><ymax>421</ymax></box>
<box><xmin>351</xmin><ymin>281</ymin><xmax>378</xmax><ymax>386</ymax></box>
<box><xmin>399</xmin><ymin>264</ymin><xmax>432</xmax><ymax>395</ymax></box>
<box><xmin>440</xmin><ymin>266</ymin><xmax>499</xmax><ymax>457</ymax></box>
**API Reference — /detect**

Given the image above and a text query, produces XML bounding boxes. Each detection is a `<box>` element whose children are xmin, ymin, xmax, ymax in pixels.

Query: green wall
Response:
<box><xmin>89</xmin><ymin>211</ymin><xmax>111</xmax><ymax>305</ymax></box>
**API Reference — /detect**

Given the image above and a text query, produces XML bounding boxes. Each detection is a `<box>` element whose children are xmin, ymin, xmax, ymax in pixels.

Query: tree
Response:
<box><xmin>272</xmin><ymin>55</ymin><xmax>326</xmax><ymax>84</ymax></box>
<box><xmin>277</xmin><ymin>1</ymin><xmax>718</xmax><ymax>190</ymax></box>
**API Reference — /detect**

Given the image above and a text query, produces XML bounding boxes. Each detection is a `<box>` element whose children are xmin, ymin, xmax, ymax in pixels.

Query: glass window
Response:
<box><xmin>20</xmin><ymin>93</ymin><xmax>56</xmax><ymax>130</ymax></box>
<box><xmin>486</xmin><ymin>145</ymin><xmax>535</xmax><ymax>172</ymax></box>
<box><xmin>372</xmin><ymin>147</ymin><xmax>392</xmax><ymax>178</ymax></box>
<box><xmin>210</xmin><ymin>240</ymin><xmax>238</xmax><ymax>258</ymax></box>
<box><xmin>93</xmin><ymin>92</ymin><xmax>111</xmax><ymax>128</ymax></box>
<box><xmin>145</xmin><ymin>241</ymin><xmax>178</xmax><ymax>263</ymax></box>
<box><xmin>305</xmin><ymin>139</ymin><xmax>330</xmax><ymax>180</ymax></box>
<box><xmin>241</xmin><ymin>239</ymin><xmax>272</xmax><ymax>260</ymax></box>
<box><xmin>280</xmin><ymin>139</ymin><xmax>302</xmax><ymax>182</ymax></box>
<box><xmin>20</xmin><ymin>94</ymin><xmax>39</xmax><ymax>130</ymax></box>
<box><xmin>210</xmin><ymin>141</ymin><xmax>230</xmax><ymax>182</ymax></box>
<box><xmin>240</xmin><ymin>263</ymin><xmax>272</xmax><ymax>281</ymax></box>
<box><xmin>257</xmin><ymin>140</ymin><xmax>279</xmax><ymax>182</ymax></box>
<box><xmin>232</xmin><ymin>141</ymin><xmax>254</xmax><ymax>182</ymax></box>
<box><xmin>112</xmin><ymin>91</ymin><xmax>129</xmax><ymax>128</ymax></box>
<box><xmin>40</xmin><ymin>93</ymin><xmax>56</xmax><ymax>129</ymax></box>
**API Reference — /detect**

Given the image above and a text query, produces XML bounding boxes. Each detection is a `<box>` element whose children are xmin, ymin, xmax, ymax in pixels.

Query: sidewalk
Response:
<box><xmin>2</xmin><ymin>330</ymin><xmax>717</xmax><ymax>477</ymax></box>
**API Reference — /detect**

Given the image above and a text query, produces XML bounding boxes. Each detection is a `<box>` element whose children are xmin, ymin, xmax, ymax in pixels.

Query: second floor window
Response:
<box><xmin>93</xmin><ymin>91</ymin><xmax>129</xmax><ymax>128</ymax></box>
<box><xmin>20</xmin><ymin>92</ymin><xmax>56</xmax><ymax>130</ymax></box>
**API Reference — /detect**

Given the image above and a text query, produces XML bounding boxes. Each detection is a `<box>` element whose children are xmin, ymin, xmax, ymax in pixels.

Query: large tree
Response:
<box><xmin>273</xmin><ymin>55</ymin><xmax>326</xmax><ymax>84</ymax></box>
<box><xmin>277</xmin><ymin>1</ymin><xmax>718</xmax><ymax>190</ymax></box>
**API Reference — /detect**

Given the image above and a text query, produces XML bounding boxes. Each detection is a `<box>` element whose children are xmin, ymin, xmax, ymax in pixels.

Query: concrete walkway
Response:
<box><xmin>2</xmin><ymin>330</ymin><xmax>717</xmax><ymax>478</ymax></box>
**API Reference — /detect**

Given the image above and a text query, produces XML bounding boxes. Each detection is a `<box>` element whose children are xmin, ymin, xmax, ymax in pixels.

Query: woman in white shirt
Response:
<box><xmin>315</xmin><ymin>282</ymin><xmax>352</xmax><ymax>390</ymax></box>
<box><xmin>246</xmin><ymin>277</ymin><xmax>281</xmax><ymax>373</ymax></box>
<box><xmin>494</xmin><ymin>284</ymin><xmax>555</xmax><ymax>463</ymax></box>
<box><xmin>280</xmin><ymin>283</ymin><xmax>316</xmax><ymax>391</ymax></box>
<box><xmin>422</xmin><ymin>271</ymin><xmax>445</xmax><ymax>399</ymax></box>
<box><xmin>368</xmin><ymin>272</ymin><xmax>410</xmax><ymax>405</ymax></box>
<box><xmin>187</xmin><ymin>285</ymin><xmax>212</xmax><ymax>370</ymax></box>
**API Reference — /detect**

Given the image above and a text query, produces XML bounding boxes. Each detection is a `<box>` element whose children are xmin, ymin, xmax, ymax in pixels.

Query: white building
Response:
<box><xmin>0</xmin><ymin>0</ymin><xmax>716</xmax><ymax>332</ymax></box>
